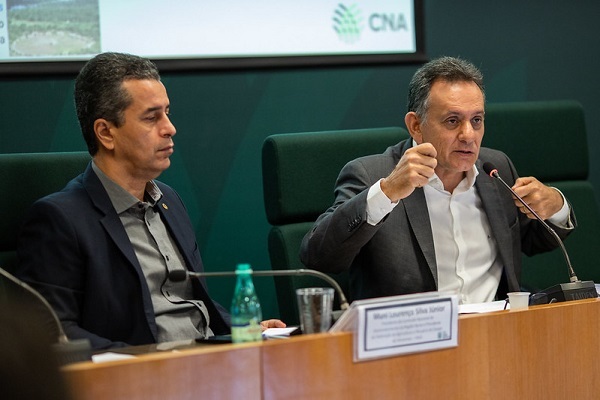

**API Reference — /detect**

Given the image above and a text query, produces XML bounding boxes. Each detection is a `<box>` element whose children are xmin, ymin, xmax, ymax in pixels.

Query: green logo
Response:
<box><xmin>332</xmin><ymin>4</ymin><xmax>363</xmax><ymax>44</ymax></box>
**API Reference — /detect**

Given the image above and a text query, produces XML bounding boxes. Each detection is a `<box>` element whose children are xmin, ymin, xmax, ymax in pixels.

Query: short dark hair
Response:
<box><xmin>74</xmin><ymin>52</ymin><xmax>161</xmax><ymax>155</ymax></box>
<box><xmin>407</xmin><ymin>56</ymin><xmax>485</xmax><ymax>121</ymax></box>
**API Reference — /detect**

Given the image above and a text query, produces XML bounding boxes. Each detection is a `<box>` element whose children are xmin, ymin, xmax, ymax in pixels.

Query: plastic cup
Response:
<box><xmin>508</xmin><ymin>292</ymin><xmax>530</xmax><ymax>311</ymax></box>
<box><xmin>296</xmin><ymin>287</ymin><xmax>334</xmax><ymax>333</ymax></box>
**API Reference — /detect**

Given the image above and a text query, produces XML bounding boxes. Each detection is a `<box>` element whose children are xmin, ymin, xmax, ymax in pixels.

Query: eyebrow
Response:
<box><xmin>143</xmin><ymin>105</ymin><xmax>169</xmax><ymax>114</ymax></box>
<box><xmin>445</xmin><ymin>109</ymin><xmax>484</xmax><ymax>117</ymax></box>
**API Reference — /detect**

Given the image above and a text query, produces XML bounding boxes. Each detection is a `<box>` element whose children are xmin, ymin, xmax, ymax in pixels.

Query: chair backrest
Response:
<box><xmin>484</xmin><ymin>100</ymin><xmax>600</xmax><ymax>291</ymax></box>
<box><xmin>262</xmin><ymin>127</ymin><xmax>410</xmax><ymax>324</ymax></box>
<box><xmin>0</xmin><ymin>151</ymin><xmax>90</xmax><ymax>273</ymax></box>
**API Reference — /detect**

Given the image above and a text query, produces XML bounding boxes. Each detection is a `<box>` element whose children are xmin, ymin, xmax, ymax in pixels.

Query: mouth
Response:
<box><xmin>158</xmin><ymin>145</ymin><xmax>174</xmax><ymax>155</ymax></box>
<box><xmin>454</xmin><ymin>149</ymin><xmax>475</xmax><ymax>156</ymax></box>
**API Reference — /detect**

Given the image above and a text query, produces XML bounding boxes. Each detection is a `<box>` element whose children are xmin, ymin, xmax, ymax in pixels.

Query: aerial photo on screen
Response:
<box><xmin>7</xmin><ymin>0</ymin><xmax>100</xmax><ymax>57</ymax></box>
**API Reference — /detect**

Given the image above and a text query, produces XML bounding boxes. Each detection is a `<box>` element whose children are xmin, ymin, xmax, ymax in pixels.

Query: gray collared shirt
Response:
<box><xmin>92</xmin><ymin>162</ymin><xmax>213</xmax><ymax>342</ymax></box>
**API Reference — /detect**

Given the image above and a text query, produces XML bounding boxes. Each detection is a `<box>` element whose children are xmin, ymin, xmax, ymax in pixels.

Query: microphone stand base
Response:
<box><xmin>529</xmin><ymin>280</ymin><xmax>598</xmax><ymax>305</ymax></box>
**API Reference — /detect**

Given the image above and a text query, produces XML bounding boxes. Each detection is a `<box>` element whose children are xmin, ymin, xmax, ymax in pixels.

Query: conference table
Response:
<box><xmin>62</xmin><ymin>298</ymin><xmax>600</xmax><ymax>399</ymax></box>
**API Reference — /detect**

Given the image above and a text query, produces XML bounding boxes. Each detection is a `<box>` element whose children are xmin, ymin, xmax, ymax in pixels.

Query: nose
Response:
<box><xmin>161</xmin><ymin>114</ymin><xmax>176</xmax><ymax>137</ymax></box>
<box><xmin>458</xmin><ymin>120</ymin><xmax>476</xmax><ymax>142</ymax></box>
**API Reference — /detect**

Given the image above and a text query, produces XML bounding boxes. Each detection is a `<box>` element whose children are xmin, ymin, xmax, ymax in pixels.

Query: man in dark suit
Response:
<box><xmin>16</xmin><ymin>52</ymin><xmax>283</xmax><ymax>350</ymax></box>
<box><xmin>300</xmin><ymin>56</ymin><xmax>575</xmax><ymax>304</ymax></box>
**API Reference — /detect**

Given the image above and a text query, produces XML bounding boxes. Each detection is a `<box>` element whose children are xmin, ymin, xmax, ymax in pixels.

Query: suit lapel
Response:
<box><xmin>396</xmin><ymin>139</ymin><xmax>438</xmax><ymax>284</ymax></box>
<box><xmin>475</xmin><ymin>161</ymin><xmax>515</xmax><ymax>280</ymax></box>
<box><xmin>82</xmin><ymin>165</ymin><xmax>144</xmax><ymax>272</ymax></box>
<box><xmin>403</xmin><ymin>189</ymin><xmax>438</xmax><ymax>284</ymax></box>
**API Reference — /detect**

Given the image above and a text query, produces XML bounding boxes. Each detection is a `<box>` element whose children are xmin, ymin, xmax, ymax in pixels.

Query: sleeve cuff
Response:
<box><xmin>547</xmin><ymin>188</ymin><xmax>574</xmax><ymax>229</ymax></box>
<box><xmin>366</xmin><ymin>179</ymin><xmax>398</xmax><ymax>225</ymax></box>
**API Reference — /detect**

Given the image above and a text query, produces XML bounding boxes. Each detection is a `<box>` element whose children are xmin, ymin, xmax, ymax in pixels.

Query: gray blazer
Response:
<box><xmin>300</xmin><ymin>139</ymin><xmax>575</xmax><ymax>301</ymax></box>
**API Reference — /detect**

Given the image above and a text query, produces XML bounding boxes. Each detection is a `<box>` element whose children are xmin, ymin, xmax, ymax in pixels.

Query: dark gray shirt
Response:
<box><xmin>92</xmin><ymin>162</ymin><xmax>213</xmax><ymax>342</ymax></box>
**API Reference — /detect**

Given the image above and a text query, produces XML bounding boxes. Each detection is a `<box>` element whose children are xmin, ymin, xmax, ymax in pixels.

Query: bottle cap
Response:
<box><xmin>235</xmin><ymin>263</ymin><xmax>253</xmax><ymax>274</ymax></box>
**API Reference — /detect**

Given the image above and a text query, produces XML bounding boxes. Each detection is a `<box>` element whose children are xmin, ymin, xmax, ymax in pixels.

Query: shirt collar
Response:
<box><xmin>91</xmin><ymin>161</ymin><xmax>163</xmax><ymax>214</ymax></box>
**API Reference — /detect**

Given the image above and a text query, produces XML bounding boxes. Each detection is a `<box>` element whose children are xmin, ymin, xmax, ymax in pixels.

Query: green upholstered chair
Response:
<box><xmin>484</xmin><ymin>100</ymin><xmax>600</xmax><ymax>292</ymax></box>
<box><xmin>0</xmin><ymin>151</ymin><xmax>90</xmax><ymax>275</ymax></box>
<box><xmin>262</xmin><ymin>127</ymin><xmax>410</xmax><ymax>324</ymax></box>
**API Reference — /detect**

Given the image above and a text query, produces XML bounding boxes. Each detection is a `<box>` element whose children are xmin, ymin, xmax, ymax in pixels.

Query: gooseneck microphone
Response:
<box><xmin>0</xmin><ymin>267</ymin><xmax>92</xmax><ymax>364</ymax></box>
<box><xmin>482</xmin><ymin>162</ymin><xmax>597</xmax><ymax>303</ymax></box>
<box><xmin>1</xmin><ymin>266</ymin><xmax>69</xmax><ymax>343</ymax></box>
<box><xmin>482</xmin><ymin>162</ymin><xmax>578</xmax><ymax>282</ymax></box>
<box><xmin>169</xmin><ymin>268</ymin><xmax>350</xmax><ymax>312</ymax></box>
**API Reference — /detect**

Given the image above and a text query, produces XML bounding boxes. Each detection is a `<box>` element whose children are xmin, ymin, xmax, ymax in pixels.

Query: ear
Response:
<box><xmin>94</xmin><ymin>119</ymin><xmax>115</xmax><ymax>151</ymax></box>
<box><xmin>404</xmin><ymin>112</ymin><xmax>423</xmax><ymax>144</ymax></box>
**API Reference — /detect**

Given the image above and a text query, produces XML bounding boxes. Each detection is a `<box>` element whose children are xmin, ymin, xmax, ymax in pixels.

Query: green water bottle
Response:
<box><xmin>230</xmin><ymin>263</ymin><xmax>263</xmax><ymax>343</ymax></box>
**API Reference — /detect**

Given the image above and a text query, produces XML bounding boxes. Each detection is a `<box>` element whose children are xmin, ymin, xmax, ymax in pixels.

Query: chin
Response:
<box><xmin>153</xmin><ymin>160</ymin><xmax>171</xmax><ymax>176</ymax></box>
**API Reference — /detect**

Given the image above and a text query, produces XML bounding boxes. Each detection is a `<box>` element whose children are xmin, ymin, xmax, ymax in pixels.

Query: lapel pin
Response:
<box><xmin>162</xmin><ymin>203</ymin><xmax>168</xmax><ymax>210</ymax></box>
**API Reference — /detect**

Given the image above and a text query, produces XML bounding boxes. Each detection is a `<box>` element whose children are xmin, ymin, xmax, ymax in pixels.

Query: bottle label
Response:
<box><xmin>231</xmin><ymin>318</ymin><xmax>263</xmax><ymax>343</ymax></box>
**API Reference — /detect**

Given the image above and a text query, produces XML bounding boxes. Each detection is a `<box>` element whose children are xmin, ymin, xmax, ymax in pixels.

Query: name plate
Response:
<box><xmin>330</xmin><ymin>292</ymin><xmax>458</xmax><ymax>362</ymax></box>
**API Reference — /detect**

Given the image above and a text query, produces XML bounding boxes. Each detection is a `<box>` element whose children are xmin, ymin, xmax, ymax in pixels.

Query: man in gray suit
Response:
<box><xmin>300</xmin><ymin>56</ymin><xmax>575</xmax><ymax>304</ymax></box>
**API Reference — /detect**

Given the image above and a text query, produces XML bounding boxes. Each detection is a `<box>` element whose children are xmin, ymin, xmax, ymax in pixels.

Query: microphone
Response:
<box><xmin>169</xmin><ymin>268</ymin><xmax>350</xmax><ymax>314</ymax></box>
<box><xmin>482</xmin><ymin>162</ymin><xmax>597</xmax><ymax>304</ymax></box>
<box><xmin>0</xmin><ymin>267</ymin><xmax>92</xmax><ymax>364</ymax></box>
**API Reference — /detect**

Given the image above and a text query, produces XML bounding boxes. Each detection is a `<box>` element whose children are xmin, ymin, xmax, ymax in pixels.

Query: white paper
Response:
<box><xmin>92</xmin><ymin>352</ymin><xmax>136</xmax><ymax>363</ymax></box>
<box><xmin>262</xmin><ymin>326</ymin><xmax>299</xmax><ymax>338</ymax></box>
<box><xmin>458</xmin><ymin>300</ymin><xmax>508</xmax><ymax>314</ymax></box>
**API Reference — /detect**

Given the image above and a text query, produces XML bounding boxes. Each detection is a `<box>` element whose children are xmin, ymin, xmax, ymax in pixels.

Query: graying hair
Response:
<box><xmin>407</xmin><ymin>56</ymin><xmax>485</xmax><ymax>122</ymax></box>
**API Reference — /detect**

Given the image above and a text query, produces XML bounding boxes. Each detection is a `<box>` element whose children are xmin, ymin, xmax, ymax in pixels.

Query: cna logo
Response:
<box><xmin>332</xmin><ymin>4</ymin><xmax>364</xmax><ymax>44</ymax></box>
<box><xmin>333</xmin><ymin>4</ymin><xmax>411</xmax><ymax>44</ymax></box>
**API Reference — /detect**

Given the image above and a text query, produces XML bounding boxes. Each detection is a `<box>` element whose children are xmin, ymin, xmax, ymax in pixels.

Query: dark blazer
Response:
<box><xmin>300</xmin><ymin>139</ymin><xmax>575</xmax><ymax>301</ymax></box>
<box><xmin>16</xmin><ymin>163</ymin><xmax>230</xmax><ymax>350</ymax></box>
